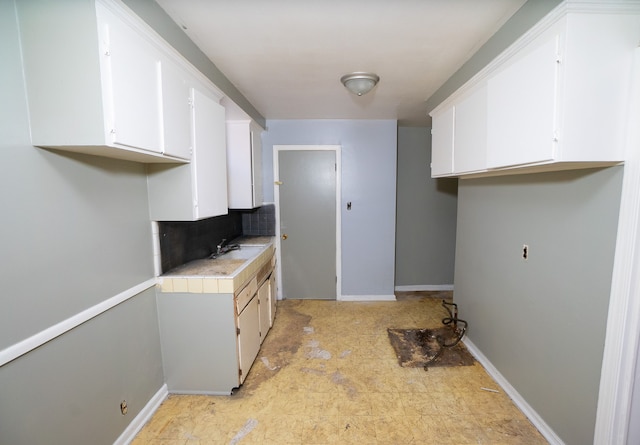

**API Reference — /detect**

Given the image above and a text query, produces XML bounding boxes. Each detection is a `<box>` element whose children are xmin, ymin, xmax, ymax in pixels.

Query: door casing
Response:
<box><xmin>273</xmin><ymin>145</ymin><xmax>341</xmax><ymax>300</ymax></box>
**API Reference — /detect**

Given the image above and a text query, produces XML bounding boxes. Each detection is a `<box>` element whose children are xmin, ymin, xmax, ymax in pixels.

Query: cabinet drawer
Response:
<box><xmin>256</xmin><ymin>257</ymin><xmax>274</xmax><ymax>285</ymax></box>
<box><xmin>236</xmin><ymin>277</ymin><xmax>258</xmax><ymax>314</ymax></box>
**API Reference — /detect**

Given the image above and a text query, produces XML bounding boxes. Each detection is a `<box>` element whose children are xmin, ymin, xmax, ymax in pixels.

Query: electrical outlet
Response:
<box><xmin>120</xmin><ymin>400</ymin><xmax>128</xmax><ymax>415</ymax></box>
<box><xmin>522</xmin><ymin>244</ymin><xmax>529</xmax><ymax>260</ymax></box>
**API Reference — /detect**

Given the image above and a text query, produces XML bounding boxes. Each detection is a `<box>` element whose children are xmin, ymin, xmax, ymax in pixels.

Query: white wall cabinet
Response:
<box><xmin>100</xmin><ymin>2</ymin><xmax>162</xmax><ymax>155</ymax></box>
<box><xmin>226</xmin><ymin>120</ymin><xmax>264</xmax><ymax>209</ymax></box>
<box><xmin>430</xmin><ymin>107</ymin><xmax>455</xmax><ymax>177</ymax></box>
<box><xmin>159</xmin><ymin>59</ymin><xmax>193</xmax><ymax>160</ymax></box>
<box><xmin>16</xmin><ymin>0</ymin><xmax>221</xmax><ymax>163</ymax></box>
<box><xmin>429</xmin><ymin>4</ymin><xmax>640</xmax><ymax>178</ymax></box>
<box><xmin>147</xmin><ymin>88</ymin><xmax>228</xmax><ymax>221</ymax></box>
<box><xmin>454</xmin><ymin>84</ymin><xmax>488</xmax><ymax>174</ymax></box>
<box><xmin>486</xmin><ymin>32</ymin><xmax>558</xmax><ymax>169</ymax></box>
<box><xmin>430</xmin><ymin>84</ymin><xmax>488</xmax><ymax>177</ymax></box>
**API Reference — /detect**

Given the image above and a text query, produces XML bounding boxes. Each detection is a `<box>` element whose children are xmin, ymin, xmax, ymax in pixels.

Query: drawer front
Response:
<box><xmin>236</xmin><ymin>277</ymin><xmax>258</xmax><ymax>314</ymax></box>
<box><xmin>257</xmin><ymin>256</ymin><xmax>274</xmax><ymax>285</ymax></box>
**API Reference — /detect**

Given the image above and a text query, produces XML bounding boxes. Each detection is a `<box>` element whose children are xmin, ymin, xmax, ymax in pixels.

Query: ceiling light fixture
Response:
<box><xmin>340</xmin><ymin>72</ymin><xmax>380</xmax><ymax>96</ymax></box>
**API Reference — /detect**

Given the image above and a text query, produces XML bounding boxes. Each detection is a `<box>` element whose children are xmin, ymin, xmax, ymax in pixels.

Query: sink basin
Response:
<box><xmin>217</xmin><ymin>245</ymin><xmax>264</xmax><ymax>260</ymax></box>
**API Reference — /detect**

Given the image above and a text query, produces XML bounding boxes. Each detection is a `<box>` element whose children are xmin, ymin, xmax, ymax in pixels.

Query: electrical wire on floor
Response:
<box><xmin>423</xmin><ymin>300</ymin><xmax>468</xmax><ymax>370</ymax></box>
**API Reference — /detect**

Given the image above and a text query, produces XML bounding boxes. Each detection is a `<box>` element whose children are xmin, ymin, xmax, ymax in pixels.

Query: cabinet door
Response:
<box><xmin>160</xmin><ymin>60</ymin><xmax>192</xmax><ymax>159</ymax></box>
<box><xmin>237</xmin><ymin>296</ymin><xmax>260</xmax><ymax>384</ymax></box>
<box><xmin>430</xmin><ymin>106</ymin><xmax>455</xmax><ymax>177</ymax></box>
<box><xmin>250</xmin><ymin>125</ymin><xmax>264</xmax><ymax>207</ymax></box>
<box><xmin>258</xmin><ymin>280</ymin><xmax>270</xmax><ymax>344</ymax></box>
<box><xmin>101</xmin><ymin>8</ymin><xmax>162</xmax><ymax>152</ymax></box>
<box><xmin>269</xmin><ymin>273</ymin><xmax>277</xmax><ymax>327</ymax></box>
<box><xmin>487</xmin><ymin>34</ymin><xmax>559</xmax><ymax>168</ymax></box>
<box><xmin>454</xmin><ymin>85</ymin><xmax>487</xmax><ymax>173</ymax></box>
<box><xmin>226</xmin><ymin>121</ymin><xmax>262</xmax><ymax>209</ymax></box>
<box><xmin>191</xmin><ymin>89</ymin><xmax>228</xmax><ymax>219</ymax></box>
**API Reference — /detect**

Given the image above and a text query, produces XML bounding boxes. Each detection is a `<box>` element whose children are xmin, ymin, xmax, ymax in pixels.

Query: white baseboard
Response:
<box><xmin>114</xmin><ymin>384</ymin><xmax>168</xmax><ymax>445</ymax></box>
<box><xmin>463</xmin><ymin>338</ymin><xmax>565</xmax><ymax>445</ymax></box>
<box><xmin>339</xmin><ymin>294</ymin><xmax>396</xmax><ymax>301</ymax></box>
<box><xmin>394</xmin><ymin>285</ymin><xmax>454</xmax><ymax>291</ymax></box>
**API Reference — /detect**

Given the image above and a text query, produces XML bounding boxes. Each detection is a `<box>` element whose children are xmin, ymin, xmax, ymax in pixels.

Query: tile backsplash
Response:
<box><xmin>158</xmin><ymin>205</ymin><xmax>276</xmax><ymax>274</ymax></box>
<box><xmin>242</xmin><ymin>203</ymin><xmax>276</xmax><ymax>236</ymax></box>
<box><xmin>158</xmin><ymin>212</ymin><xmax>243</xmax><ymax>273</ymax></box>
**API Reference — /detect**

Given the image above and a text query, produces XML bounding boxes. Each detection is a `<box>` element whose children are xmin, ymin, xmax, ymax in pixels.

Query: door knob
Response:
<box><xmin>282</xmin><ymin>234</ymin><xmax>288</xmax><ymax>240</ymax></box>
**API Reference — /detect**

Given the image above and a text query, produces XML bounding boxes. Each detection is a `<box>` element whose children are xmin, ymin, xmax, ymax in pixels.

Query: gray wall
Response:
<box><xmin>454</xmin><ymin>167</ymin><xmax>623</xmax><ymax>445</ymax></box>
<box><xmin>0</xmin><ymin>1</ymin><xmax>164</xmax><ymax>443</ymax></box>
<box><xmin>395</xmin><ymin>127</ymin><xmax>458</xmax><ymax>287</ymax></box>
<box><xmin>262</xmin><ymin>120</ymin><xmax>397</xmax><ymax>297</ymax></box>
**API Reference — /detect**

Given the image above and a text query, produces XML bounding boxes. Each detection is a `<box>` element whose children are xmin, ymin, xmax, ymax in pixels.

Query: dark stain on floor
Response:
<box><xmin>387</xmin><ymin>327</ymin><xmax>475</xmax><ymax>368</ymax></box>
<box><xmin>235</xmin><ymin>301</ymin><xmax>312</xmax><ymax>395</ymax></box>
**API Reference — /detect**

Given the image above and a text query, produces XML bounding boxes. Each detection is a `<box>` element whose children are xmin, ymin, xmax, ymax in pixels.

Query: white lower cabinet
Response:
<box><xmin>157</xmin><ymin>252</ymin><xmax>276</xmax><ymax>394</ymax></box>
<box><xmin>147</xmin><ymin>88</ymin><xmax>228</xmax><ymax>221</ymax></box>
<box><xmin>269</xmin><ymin>273</ymin><xmax>277</xmax><ymax>327</ymax></box>
<box><xmin>258</xmin><ymin>279</ymin><xmax>271</xmax><ymax>344</ymax></box>
<box><xmin>237</xmin><ymin>296</ymin><xmax>261</xmax><ymax>384</ymax></box>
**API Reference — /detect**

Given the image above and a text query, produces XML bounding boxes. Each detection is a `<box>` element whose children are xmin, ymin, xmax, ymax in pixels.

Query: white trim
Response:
<box><xmin>113</xmin><ymin>384</ymin><xmax>168</xmax><ymax>445</ymax></box>
<box><xmin>273</xmin><ymin>145</ymin><xmax>342</xmax><ymax>300</ymax></box>
<box><xmin>594</xmin><ymin>47</ymin><xmax>640</xmax><ymax>444</ymax></box>
<box><xmin>463</xmin><ymin>338</ymin><xmax>565</xmax><ymax>445</ymax></box>
<box><xmin>339</xmin><ymin>294</ymin><xmax>396</xmax><ymax>302</ymax></box>
<box><xmin>0</xmin><ymin>278</ymin><xmax>157</xmax><ymax>367</ymax></box>
<box><xmin>394</xmin><ymin>285</ymin><xmax>454</xmax><ymax>292</ymax></box>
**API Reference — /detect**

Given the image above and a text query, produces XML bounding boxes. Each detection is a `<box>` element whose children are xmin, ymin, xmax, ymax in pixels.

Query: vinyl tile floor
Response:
<box><xmin>132</xmin><ymin>292</ymin><xmax>548</xmax><ymax>444</ymax></box>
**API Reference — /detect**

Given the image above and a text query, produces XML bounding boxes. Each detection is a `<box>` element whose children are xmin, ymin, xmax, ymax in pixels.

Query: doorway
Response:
<box><xmin>274</xmin><ymin>145</ymin><xmax>341</xmax><ymax>300</ymax></box>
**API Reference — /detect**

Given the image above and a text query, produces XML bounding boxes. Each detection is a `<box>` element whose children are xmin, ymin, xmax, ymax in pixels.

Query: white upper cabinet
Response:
<box><xmin>430</xmin><ymin>85</ymin><xmax>488</xmax><ymax>177</ymax></box>
<box><xmin>226</xmin><ymin>120</ymin><xmax>264</xmax><ymax>209</ymax></box>
<box><xmin>454</xmin><ymin>84</ymin><xmax>488</xmax><ymax>174</ymax></box>
<box><xmin>486</xmin><ymin>31</ymin><xmax>559</xmax><ymax>169</ymax></box>
<box><xmin>159</xmin><ymin>59</ymin><xmax>192</xmax><ymax>160</ymax></box>
<box><xmin>147</xmin><ymin>88</ymin><xmax>228</xmax><ymax>221</ymax></box>
<box><xmin>192</xmin><ymin>89</ymin><xmax>228</xmax><ymax>219</ymax></box>
<box><xmin>99</xmin><ymin>3</ymin><xmax>162</xmax><ymax>154</ymax></box>
<box><xmin>16</xmin><ymin>0</ymin><xmax>220</xmax><ymax>163</ymax></box>
<box><xmin>430</xmin><ymin>107</ymin><xmax>455</xmax><ymax>177</ymax></box>
<box><xmin>429</xmin><ymin>3</ymin><xmax>640</xmax><ymax>178</ymax></box>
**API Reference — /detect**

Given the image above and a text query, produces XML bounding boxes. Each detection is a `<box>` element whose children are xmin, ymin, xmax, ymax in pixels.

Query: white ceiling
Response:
<box><xmin>155</xmin><ymin>0</ymin><xmax>527</xmax><ymax>126</ymax></box>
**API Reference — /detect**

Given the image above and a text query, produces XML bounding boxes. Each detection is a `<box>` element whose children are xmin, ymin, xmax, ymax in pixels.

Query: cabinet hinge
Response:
<box><xmin>335</xmin><ymin>163</ymin><xmax>337</xmax><ymax>171</ymax></box>
<box><xmin>236</xmin><ymin>327</ymin><xmax>240</xmax><ymax>335</ymax></box>
<box><xmin>239</xmin><ymin>368</ymin><xmax>242</xmax><ymax>377</ymax></box>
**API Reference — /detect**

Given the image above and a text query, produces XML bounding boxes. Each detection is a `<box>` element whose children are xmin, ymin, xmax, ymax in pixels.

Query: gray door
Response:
<box><xmin>278</xmin><ymin>150</ymin><xmax>336</xmax><ymax>299</ymax></box>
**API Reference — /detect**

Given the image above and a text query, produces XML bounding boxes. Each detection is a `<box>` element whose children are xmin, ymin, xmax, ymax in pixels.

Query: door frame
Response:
<box><xmin>273</xmin><ymin>145</ymin><xmax>341</xmax><ymax>300</ymax></box>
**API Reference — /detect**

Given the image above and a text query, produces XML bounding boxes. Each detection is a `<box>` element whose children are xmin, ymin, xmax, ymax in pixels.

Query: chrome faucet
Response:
<box><xmin>216</xmin><ymin>238</ymin><xmax>228</xmax><ymax>255</ymax></box>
